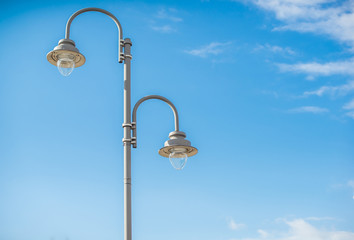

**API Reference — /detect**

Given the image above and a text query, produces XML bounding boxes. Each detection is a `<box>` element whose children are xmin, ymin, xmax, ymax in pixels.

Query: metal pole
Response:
<box><xmin>123</xmin><ymin>38</ymin><xmax>133</xmax><ymax>240</ymax></box>
<box><xmin>51</xmin><ymin>8</ymin><xmax>195</xmax><ymax>240</ymax></box>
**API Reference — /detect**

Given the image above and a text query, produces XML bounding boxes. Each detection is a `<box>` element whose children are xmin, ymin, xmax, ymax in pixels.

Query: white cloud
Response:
<box><xmin>348</xmin><ymin>180</ymin><xmax>354</xmax><ymax>198</ymax></box>
<box><xmin>343</xmin><ymin>99</ymin><xmax>354</xmax><ymax>109</ymax></box>
<box><xmin>254</xmin><ymin>44</ymin><xmax>296</xmax><ymax>55</ymax></box>
<box><xmin>345</xmin><ymin>111</ymin><xmax>354</xmax><ymax>119</ymax></box>
<box><xmin>248</xmin><ymin>0</ymin><xmax>354</xmax><ymax>48</ymax></box>
<box><xmin>251</xmin><ymin>0</ymin><xmax>336</xmax><ymax>21</ymax></box>
<box><xmin>277</xmin><ymin>58</ymin><xmax>354</xmax><ymax>77</ymax></box>
<box><xmin>288</xmin><ymin>106</ymin><xmax>329</xmax><ymax>114</ymax></box>
<box><xmin>228</xmin><ymin>218</ymin><xmax>246</xmax><ymax>231</ymax></box>
<box><xmin>304</xmin><ymin>81</ymin><xmax>354</xmax><ymax>97</ymax></box>
<box><xmin>257</xmin><ymin>229</ymin><xmax>269</xmax><ymax>238</ymax></box>
<box><xmin>150</xmin><ymin>8</ymin><xmax>182</xmax><ymax>33</ymax></box>
<box><xmin>343</xmin><ymin>100</ymin><xmax>354</xmax><ymax>119</ymax></box>
<box><xmin>260</xmin><ymin>90</ymin><xmax>279</xmax><ymax>98</ymax></box>
<box><xmin>156</xmin><ymin>8</ymin><xmax>183</xmax><ymax>22</ymax></box>
<box><xmin>151</xmin><ymin>25</ymin><xmax>175</xmax><ymax>33</ymax></box>
<box><xmin>185</xmin><ymin>42</ymin><xmax>232</xmax><ymax>58</ymax></box>
<box><xmin>348</xmin><ymin>180</ymin><xmax>354</xmax><ymax>188</ymax></box>
<box><xmin>330</xmin><ymin>180</ymin><xmax>354</xmax><ymax>198</ymax></box>
<box><xmin>305</xmin><ymin>217</ymin><xmax>336</xmax><ymax>221</ymax></box>
<box><xmin>236</xmin><ymin>0</ymin><xmax>354</xmax><ymax>119</ymax></box>
<box><xmin>343</xmin><ymin>99</ymin><xmax>354</xmax><ymax>119</ymax></box>
<box><xmin>235</xmin><ymin>218</ymin><xmax>354</xmax><ymax>240</ymax></box>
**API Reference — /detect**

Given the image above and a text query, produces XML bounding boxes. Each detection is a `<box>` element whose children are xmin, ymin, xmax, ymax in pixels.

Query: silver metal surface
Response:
<box><xmin>65</xmin><ymin>7</ymin><xmax>124</xmax><ymax>62</ymax></box>
<box><xmin>123</xmin><ymin>38</ymin><xmax>132</xmax><ymax>240</ymax></box>
<box><xmin>159</xmin><ymin>145</ymin><xmax>198</xmax><ymax>158</ymax></box>
<box><xmin>47</xmin><ymin>8</ymin><xmax>198</xmax><ymax>240</ymax></box>
<box><xmin>47</xmin><ymin>39</ymin><xmax>86</xmax><ymax>67</ymax></box>
<box><xmin>158</xmin><ymin>131</ymin><xmax>198</xmax><ymax>157</ymax></box>
<box><xmin>132</xmin><ymin>95</ymin><xmax>180</xmax><ymax>148</ymax></box>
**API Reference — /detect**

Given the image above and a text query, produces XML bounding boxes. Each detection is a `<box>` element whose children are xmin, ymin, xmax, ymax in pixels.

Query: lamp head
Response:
<box><xmin>159</xmin><ymin>131</ymin><xmax>198</xmax><ymax>170</ymax></box>
<box><xmin>47</xmin><ymin>39</ymin><xmax>85</xmax><ymax>76</ymax></box>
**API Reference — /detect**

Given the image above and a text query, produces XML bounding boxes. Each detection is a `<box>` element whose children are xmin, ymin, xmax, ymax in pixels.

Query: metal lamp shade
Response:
<box><xmin>158</xmin><ymin>131</ymin><xmax>198</xmax><ymax>158</ymax></box>
<box><xmin>47</xmin><ymin>39</ymin><xmax>86</xmax><ymax>67</ymax></box>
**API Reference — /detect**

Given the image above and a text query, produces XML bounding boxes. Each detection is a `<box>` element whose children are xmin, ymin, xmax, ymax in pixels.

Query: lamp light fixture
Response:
<box><xmin>47</xmin><ymin>39</ymin><xmax>85</xmax><ymax>76</ymax></box>
<box><xmin>159</xmin><ymin>131</ymin><xmax>197</xmax><ymax>170</ymax></box>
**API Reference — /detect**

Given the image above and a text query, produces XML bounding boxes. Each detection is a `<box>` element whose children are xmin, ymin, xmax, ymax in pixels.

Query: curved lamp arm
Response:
<box><xmin>132</xmin><ymin>95</ymin><xmax>180</xmax><ymax>148</ymax></box>
<box><xmin>64</xmin><ymin>7</ymin><xmax>124</xmax><ymax>62</ymax></box>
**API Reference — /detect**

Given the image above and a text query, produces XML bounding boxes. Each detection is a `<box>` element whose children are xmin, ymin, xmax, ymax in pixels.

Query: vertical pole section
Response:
<box><xmin>123</xmin><ymin>38</ymin><xmax>132</xmax><ymax>240</ymax></box>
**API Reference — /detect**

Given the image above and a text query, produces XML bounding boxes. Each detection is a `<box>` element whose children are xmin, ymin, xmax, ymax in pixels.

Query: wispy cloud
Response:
<box><xmin>254</xmin><ymin>43</ymin><xmax>296</xmax><ymax>55</ymax></box>
<box><xmin>155</xmin><ymin>8</ymin><xmax>183</xmax><ymax>22</ymax></box>
<box><xmin>302</xmin><ymin>81</ymin><xmax>354</xmax><ymax>120</ymax></box>
<box><xmin>304</xmin><ymin>81</ymin><xmax>354</xmax><ymax>97</ymax></box>
<box><xmin>257</xmin><ymin>229</ymin><xmax>269</xmax><ymax>238</ymax></box>
<box><xmin>235</xmin><ymin>218</ymin><xmax>354</xmax><ymax>240</ymax></box>
<box><xmin>150</xmin><ymin>25</ymin><xmax>175</xmax><ymax>33</ymax></box>
<box><xmin>228</xmin><ymin>218</ymin><xmax>246</xmax><ymax>231</ymax></box>
<box><xmin>248</xmin><ymin>0</ymin><xmax>354</xmax><ymax>48</ymax></box>
<box><xmin>288</xmin><ymin>106</ymin><xmax>329</xmax><ymax>114</ymax></box>
<box><xmin>185</xmin><ymin>42</ymin><xmax>232</xmax><ymax>58</ymax></box>
<box><xmin>277</xmin><ymin>58</ymin><xmax>354</xmax><ymax>77</ymax></box>
<box><xmin>343</xmin><ymin>99</ymin><xmax>354</xmax><ymax>119</ymax></box>
<box><xmin>150</xmin><ymin>8</ymin><xmax>182</xmax><ymax>33</ymax></box>
<box><xmin>348</xmin><ymin>180</ymin><xmax>354</xmax><ymax>199</ymax></box>
<box><xmin>330</xmin><ymin>180</ymin><xmax>354</xmax><ymax>199</ymax></box>
<box><xmin>348</xmin><ymin>180</ymin><xmax>354</xmax><ymax>188</ymax></box>
<box><xmin>260</xmin><ymin>90</ymin><xmax>279</xmax><ymax>98</ymax></box>
<box><xmin>343</xmin><ymin>98</ymin><xmax>354</xmax><ymax>110</ymax></box>
<box><xmin>345</xmin><ymin>111</ymin><xmax>354</xmax><ymax>119</ymax></box>
<box><xmin>305</xmin><ymin>216</ymin><xmax>336</xmax><ymax>221</ymax></box>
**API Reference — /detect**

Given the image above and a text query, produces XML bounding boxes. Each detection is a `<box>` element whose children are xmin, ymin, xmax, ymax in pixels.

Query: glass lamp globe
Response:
<box><xmin>169</xmin><ymin>147</ymin><xmax>188</xmax><ymax>170</ymax></box>
<box><xmin>57</xmin><ymin>53</ymin><xmax>75</xmax><ymax>76</ymax></box>
<box><xmin>47</xmin><ymin>39</ymin><xmax>86</xmax><ymax>74</ymax></box>
<box><xmin>159</xmin><ymin>131</ymin><xmax>197</xmax><ymax>170</ymax></box>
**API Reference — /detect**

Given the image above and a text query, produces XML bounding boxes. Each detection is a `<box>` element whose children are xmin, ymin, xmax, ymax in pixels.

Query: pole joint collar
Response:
<box><xmin>122</xmin><ymin>138</ymin><xmax>132</xmax><ymax>146</ymax></box>
<box><xmin>122</xmin><ymin>123</ymin><xmax>132</xmax><ymax>128</ymax></box>
<box><xmin>124</xmin><ymin>177</ymin><xmax>131</xmax><ymax>184</ymax></box>
<box><xmin>123</xmin><ymin>39</ymin><xmax>132</xmax><ymax>46</ymax></box>
<box><xmin>120</xmin><ymin>39</ymin><xmax>125</xmax><ymax>47</ymax></box>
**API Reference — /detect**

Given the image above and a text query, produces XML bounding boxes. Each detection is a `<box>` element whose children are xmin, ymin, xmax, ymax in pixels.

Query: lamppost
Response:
<box><xmin>46</xmin><ymin>7</ymin><xmax>198</xmax><ymax>240</ymax></box>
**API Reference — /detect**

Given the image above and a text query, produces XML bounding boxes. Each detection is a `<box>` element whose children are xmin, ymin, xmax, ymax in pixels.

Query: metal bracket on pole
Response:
<box><xmin>131</xmin><ymin>137</ymin><xmax>137</xmax><ymax>148</ymax></box>
<box><xmin>119</xmin><ymin>39</ymin><xmax>126</xmax><ymax>62</ymax></box>
<box><xmin>122</xmin><ymin>138</ymin><xmax>132</xmax><ymax>145</ymax></box>
<box><xmin>120</xmin><ymin>39</ymin><xmax>133</xmax><ymax>62</ymax></box>
<box><xmin>122</xmin><ymin>123</ymin><xmax>133</xmax><ymax>146</ymax></box>
<box><xmin>131</xmin><ymin>122</ymin><xmax>137</xmax><ymax>148</ymax></box>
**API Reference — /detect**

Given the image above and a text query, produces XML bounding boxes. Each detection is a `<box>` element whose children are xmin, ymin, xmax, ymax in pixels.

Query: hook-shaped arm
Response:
<box><xmin>132</xmin><ymin>95</ymin><xmax>180</xmax><ymax>148</ymax></box>
<box><xmin>64</xmin><ymin>7</ymin><xmax>124</xmax><ymax>62</ymax></box>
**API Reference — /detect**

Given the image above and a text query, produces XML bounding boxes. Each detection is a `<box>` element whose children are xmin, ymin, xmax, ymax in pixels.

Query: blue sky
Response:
<box><xmin>0</xmin><ymin>0</ymin><xmax>353</xmax><ymax>240</ymax></box>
